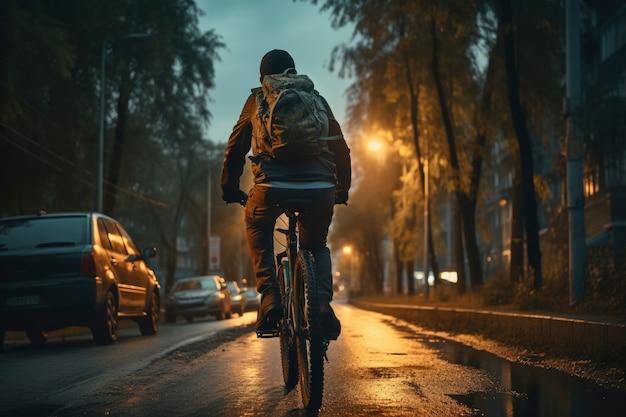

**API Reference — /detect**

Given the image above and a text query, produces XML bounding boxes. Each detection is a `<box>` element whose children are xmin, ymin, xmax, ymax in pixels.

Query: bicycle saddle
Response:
<box><xmin>276</xmin><ymin>198</ymin><xmax>313</xmax><ymax>212</ymax></box>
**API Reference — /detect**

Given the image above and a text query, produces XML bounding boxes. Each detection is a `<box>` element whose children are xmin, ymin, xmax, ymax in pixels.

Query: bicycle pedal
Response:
<box><xmin>256</xmin><ymin>329</ymin><xmax>280</xmax><ymax>338</ymax></box>
<box><xmin>322</xmin><ymin>340</ymin><xmax>330</xmax><ymax>362</ymax></box>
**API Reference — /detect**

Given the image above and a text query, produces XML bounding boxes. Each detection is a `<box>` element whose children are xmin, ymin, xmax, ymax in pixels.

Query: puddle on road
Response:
<box><xmin>397</xmin><ymin>326</ymin><xmax>625</xmax><ymax>417</ymax></box>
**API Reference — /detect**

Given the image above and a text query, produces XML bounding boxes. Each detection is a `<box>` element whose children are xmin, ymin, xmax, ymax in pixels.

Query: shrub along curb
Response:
<box><xmin>352</xmin><ymin>299</ymin><xmax>626</xmax><ymax>358</ymax></box>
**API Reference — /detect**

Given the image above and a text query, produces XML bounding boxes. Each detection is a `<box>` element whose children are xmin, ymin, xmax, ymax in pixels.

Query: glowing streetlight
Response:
<box><xmin>342</xmin><ymin>245</ymin><xmax>353</xmax><ymax>256</ymax></box>
<box><xmin>366</xmin><ymin>137</ymin><xmax>386</xmax><ymax>154</ymax></box>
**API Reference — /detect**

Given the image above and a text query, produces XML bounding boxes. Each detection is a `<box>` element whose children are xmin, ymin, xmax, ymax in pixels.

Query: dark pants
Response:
<box><xmin>245</xmin><ymin>185</ymin><xmax>335</xmax><ymax>301</ymax></box>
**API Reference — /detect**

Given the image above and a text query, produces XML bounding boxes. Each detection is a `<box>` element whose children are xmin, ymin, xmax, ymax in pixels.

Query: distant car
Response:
<box><xmin>243</xmin><ymin>287</ymin><xmax>261</xmax><ymax>311</ymax></box>
<box><xmin>226</xmin><ymin>281</ymin><xmax>246</xmax><ymax>316</ymax></box>
<box><xmin>165</xmin><ymin>275</ymin><xmax>232</xmax><ymax>322</ymax></box>
<box><xmin>0</xmin><ymin>213</ymin><xmax>160</xmax><ymax>348</ymax></box>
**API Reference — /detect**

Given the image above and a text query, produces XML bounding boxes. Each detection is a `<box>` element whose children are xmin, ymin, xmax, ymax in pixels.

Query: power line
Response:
<box><xmin>0</xmin><ymin>127</ymin><xmax>168</xmax><ymax>208</ymax></box>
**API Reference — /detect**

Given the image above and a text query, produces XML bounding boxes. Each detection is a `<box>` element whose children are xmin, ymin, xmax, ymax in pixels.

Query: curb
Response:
<box><xmin>352</xmin><ymin>300</ymin><xmax>626</xmax><ymax>357</ymax></box>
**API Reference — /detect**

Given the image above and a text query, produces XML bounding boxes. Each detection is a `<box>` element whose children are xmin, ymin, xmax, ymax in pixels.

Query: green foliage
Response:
<box><xmin>0</xmin><ymin>1</ymin><xmax>231</xmax><ymax>289</ymax></box>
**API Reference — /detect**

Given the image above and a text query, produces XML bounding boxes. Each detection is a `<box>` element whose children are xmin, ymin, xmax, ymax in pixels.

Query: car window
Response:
<box><xmin>97</xmin><ymin>219</ymin><xmax>113</xmax><ymax>250</ymax></box>
<box><xmin>0</xmin><ymin>216</ymin><xmax>87</xmax><ymax>250</ymax></box>
<box><xmin>174</xmin><ymin>278</ymin><xmax>217</xmax><ymax>291</ymax></box>
<box><xmin>226</xmin><ymin>281</ymin><xmax>239</xmax><ymax>295</ymax></box>
<box><xmin>116</xmin><ymin>223</ymin><xmax>139</xmax><ymax>256</ymax></box>
<box><xmin>103</xmin><ymin>219</ymin><xmax>126</xmax><ymax>254</ymax></box>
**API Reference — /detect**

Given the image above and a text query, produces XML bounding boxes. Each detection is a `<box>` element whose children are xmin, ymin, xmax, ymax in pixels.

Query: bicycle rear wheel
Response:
<box><xmin>278</xmin><ymin>263</ymin><xmax>298</xmax><ymax>389</ymax></box>
<box><xmin>294</xmin><ymin>250</ymin><xmax>324</xmax><ymax>412</ymax></box>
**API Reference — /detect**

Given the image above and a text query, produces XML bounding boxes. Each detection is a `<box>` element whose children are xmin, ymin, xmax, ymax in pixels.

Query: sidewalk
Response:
<box><xmin>352</xmin><ymin>296</ymin><xmax>626</xmax><ymax>357</ymax></box>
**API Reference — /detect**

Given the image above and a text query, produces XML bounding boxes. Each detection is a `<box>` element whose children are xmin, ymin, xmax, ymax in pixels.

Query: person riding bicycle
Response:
<box><xmin>221</xmin><ymin>49</ymin><xmax>351</xmax><ymax>340</ymax></box>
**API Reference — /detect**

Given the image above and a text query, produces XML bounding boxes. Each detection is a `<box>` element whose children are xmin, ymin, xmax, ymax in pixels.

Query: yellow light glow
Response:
<box><xmin>342</xmin><ymin>245</ymin><xmax>353</xmax><ymax>255</ymax></box>
<box><xmin>366</xmin><ymin>138</ymin><xmax>385</xmax><ymax>153</ymax></box>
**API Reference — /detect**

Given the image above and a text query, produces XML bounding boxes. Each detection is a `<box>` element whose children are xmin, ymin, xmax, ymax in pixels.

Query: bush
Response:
<box><xmin>584</xmin><ymin>245</ymin><xmax>626</xmax><ymax>312</ymax></box>
<box><xmin>481</xmin><ymin>274</ymin><xmax>515</xmax><ymax>306</ymax></box>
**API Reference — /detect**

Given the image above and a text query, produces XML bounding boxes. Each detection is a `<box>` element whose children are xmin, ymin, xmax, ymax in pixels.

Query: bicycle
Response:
<box><xmin>255</xmin><ymin>198</ymin><xmax>329</xmax><ymax>413</ymax></box>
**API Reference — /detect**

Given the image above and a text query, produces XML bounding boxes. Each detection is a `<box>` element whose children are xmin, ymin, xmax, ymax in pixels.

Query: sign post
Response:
<box><xmin>209</xmin><ymin>235</ymin><xmax>221</xmax><ymax>272</ymax></box>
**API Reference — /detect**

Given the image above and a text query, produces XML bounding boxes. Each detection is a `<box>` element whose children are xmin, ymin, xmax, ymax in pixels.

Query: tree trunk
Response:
<box><xmin>104</xmin><ymin>68</ymin><xmax>133</xmax><ymax>215</ymax></box>
<box><xmin>406</xmin><ymin>260</ymin><xmax>415</xmax><ymax>296</ymax></box>
<box><xmin>430</xmin><ymin>18</ymin><xmax>484</xmax><ymax>287</ymax></box>
<box><xmin>394</xmin><ymin>242</ymin><xmax>404</xmax><ymax>295</ymax></box>
<box><xmin>499</xmin><ymin>0</ymin><xmax>542</xmax><ymax>289</ymax></box>
<box><xmin>510</xmin><ymin>163</ymin><xmax>524</xmax><ymax>281</ymax></box>
<box><xmin>454</xmin><ymin>202</ymin><xmax>466</xmax><ymax>293</ymax></box>
<box><xmin>404</xmin><ymin>54</ymin><xmax>441</xmax><ymax>285</ymax></box>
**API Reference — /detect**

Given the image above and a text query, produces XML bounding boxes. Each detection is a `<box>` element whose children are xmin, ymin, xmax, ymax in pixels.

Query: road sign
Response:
<box><xmin>209</xmin><ymin>235</ymin><xmax>221</xmax><ymax>271</ymax></box>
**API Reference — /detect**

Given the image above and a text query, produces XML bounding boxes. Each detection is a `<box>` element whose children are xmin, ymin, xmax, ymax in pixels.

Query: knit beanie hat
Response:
<box><xmin>260</xmin><ymin>49</ymin><xmax>296</xmax><ymax>79</ymax></box>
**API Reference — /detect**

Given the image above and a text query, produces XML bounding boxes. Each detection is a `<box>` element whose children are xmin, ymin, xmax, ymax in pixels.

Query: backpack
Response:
<box><xmin>252</xmin><ymin>69</ymin><xmax>340</xmax><ymax>161</ymax></box>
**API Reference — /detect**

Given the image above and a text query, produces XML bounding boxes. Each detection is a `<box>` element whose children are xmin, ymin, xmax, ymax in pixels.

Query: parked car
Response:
<box><xmin>165</xmin><ymin>275</ymin><xmax>232</xmax><ymax>323</ymax></box>
<box><xmin>225</xmin><ymin>281</ymin><xmax>246</xmax><ymax>316</ymax></box>
<box><xmin>242</xmin><ymin>287</ymin><xmax>261</xmax><ymax>311</ymax></box>
<box><xmin>0</xmin><ymin>213</ymin><xmax>160</xmax><ymax>348</ymax></box>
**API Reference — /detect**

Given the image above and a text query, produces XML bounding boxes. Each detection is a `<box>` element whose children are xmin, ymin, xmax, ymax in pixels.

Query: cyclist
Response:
<box><xmin>221</xmin><ymin>49</ymin><xmax>351</xmax><ymax>340</ymax></box>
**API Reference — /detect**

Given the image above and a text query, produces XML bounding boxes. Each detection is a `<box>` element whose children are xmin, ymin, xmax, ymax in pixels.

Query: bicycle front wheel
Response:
<box><xmin>293</xmin><ymin>250</ymin><xmax>324</xmax><ymax>412</ymax></box>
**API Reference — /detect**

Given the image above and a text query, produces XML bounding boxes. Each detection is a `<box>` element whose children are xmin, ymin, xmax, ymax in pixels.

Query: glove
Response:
<box><xmin>335</xmin><ymin>189</ymin><xmax>348</xmax><ymax>205</ymax></box>
<box><xmin>222</xmin><ymin>187</ymin><xmax>248</xmax><ymax>205</ymax></box>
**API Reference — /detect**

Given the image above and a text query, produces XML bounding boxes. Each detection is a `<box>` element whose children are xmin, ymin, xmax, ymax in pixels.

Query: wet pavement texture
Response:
<box><xmin>0</xmin><ymin>312</ymin><xmax>256</xmax><ymax>417</ymax></box>
<box><xmin>45</xmin><ymin>304</ymin><xmax>625</xmax><ymax>417</ymax></box>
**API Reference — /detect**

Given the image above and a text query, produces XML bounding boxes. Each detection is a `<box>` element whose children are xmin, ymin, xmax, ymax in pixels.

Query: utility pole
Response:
<box><xmin>206</xmin><ymin>163</ymin><xmax>212</xmax><ymax>274</ymax></box>
<box><xmin>423</xmin><ymin>137</ymin><xmax>430</xmax><ymax>298</ymax></box>
<box><xmin>565</xmin><ymin>0</ymin><xmax>586</xmax><ymax>304</ymax></box>
<box><xmin>97</xmin><ymin>40</ymin><xmax>106</xmax><ymax>213</ymax></box>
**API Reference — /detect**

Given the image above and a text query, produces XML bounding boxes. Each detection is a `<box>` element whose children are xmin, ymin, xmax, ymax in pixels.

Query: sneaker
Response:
<box><xmin>256</xmin><ymin>290</ymin><xmax>283</xmax><ymax>334</ymax></box>
<box><xmin>319</xmin><ymin>302</ymin><xmax>341</xmax><ymax>340</ymax></box>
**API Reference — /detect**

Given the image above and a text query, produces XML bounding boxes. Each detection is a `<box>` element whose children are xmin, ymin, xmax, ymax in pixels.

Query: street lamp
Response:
<box><xmin>341</xmin><ymin>245</ymin><xmax>356</xmax><ymax>294</ymax></box>
<box><xmin>97</xmin><ymin>33</ymin><xmax>151</xmax><ymax>213</ymax></box>
<box><xmin>366</xmin><ymin>137</ymin><xmax>385</xmax><ymax>153</ymax></box>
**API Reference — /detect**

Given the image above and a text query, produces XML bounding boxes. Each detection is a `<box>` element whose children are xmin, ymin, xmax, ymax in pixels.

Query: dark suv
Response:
<box><xmin>0</xmin><ymin>213</ymin><xmax>160</xmax><ymax>347</ymax></box>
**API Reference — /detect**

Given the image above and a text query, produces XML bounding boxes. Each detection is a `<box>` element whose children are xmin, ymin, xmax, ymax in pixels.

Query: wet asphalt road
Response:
<box><xmin>0</xmin><ymin>312</ymin><xmax>256</xmax><ymax>417</ymax></box>
<box><xmin>2</xmin><ymin>304</ymin><xmax>625</xmax><ymax>417</ymax></box>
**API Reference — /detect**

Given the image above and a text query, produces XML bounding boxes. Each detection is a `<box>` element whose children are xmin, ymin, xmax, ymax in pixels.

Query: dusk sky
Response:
<box><xmin>196</xmin><ymin>0</ymin><xmax>354</xmax><ymax>143</ymax></box>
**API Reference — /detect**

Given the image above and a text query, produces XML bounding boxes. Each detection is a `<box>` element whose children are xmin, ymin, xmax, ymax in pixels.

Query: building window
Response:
<box><xmin>601</xmin><ymin>15</ymin><xmax>626</xmax><ymax>62</ymax></box>
<box><xmin>584</xmin><ymin>164</ymin><xmax>600</xmax><ymax>197</ymax></box>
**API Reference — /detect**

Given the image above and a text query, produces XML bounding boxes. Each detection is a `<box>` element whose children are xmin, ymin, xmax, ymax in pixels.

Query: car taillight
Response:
<box><xmin>81</xmin><ymin>250</ymin><xmax>97</xmax><ymax>277</ymax></box>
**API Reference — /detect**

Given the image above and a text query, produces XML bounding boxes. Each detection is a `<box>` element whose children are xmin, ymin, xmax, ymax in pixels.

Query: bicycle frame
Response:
<box><xmin>277</xmin><ymin>210</ymin><xmax>298</xmax><ymax>338</ymax></box>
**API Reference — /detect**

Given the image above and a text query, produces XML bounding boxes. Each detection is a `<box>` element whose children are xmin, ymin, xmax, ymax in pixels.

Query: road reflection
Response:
<box><xmin>405</xmin><ymin>328</ymin><xmax>625</xmax><ymax>417</ymax></box>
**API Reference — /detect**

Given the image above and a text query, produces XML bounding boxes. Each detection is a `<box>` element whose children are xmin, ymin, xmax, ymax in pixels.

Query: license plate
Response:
<box><xmin>6</xmin><ymin>295</ymin><xmax>40</xmax><ymax>307</ymax></box>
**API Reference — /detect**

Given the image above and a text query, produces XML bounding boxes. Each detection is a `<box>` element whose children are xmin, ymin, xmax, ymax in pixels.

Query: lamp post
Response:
<box><xmin>565</xmin><ymin>0</ymin><xmax>586</xmax><ymax>305</ymax></box>
<box><xmin>342</xmin><ymin>245</ymin><xmax>356</xmax><ymax>294</ymax></box>
<box><xmin>96</xmin><ymin>33</ymin><xmax>151</xmax><ymax>213</ymax></box>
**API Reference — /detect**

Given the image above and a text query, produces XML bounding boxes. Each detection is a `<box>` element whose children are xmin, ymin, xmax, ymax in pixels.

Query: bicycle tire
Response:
<box><xmin>278</xmin><ymin>264</ymin><xmax>298</xmax><ymax>389</ymax></box>
<box><xmin>294</xmin><ymin>250</ymin><xmax>324</xmax><ymax>412</ymax></box>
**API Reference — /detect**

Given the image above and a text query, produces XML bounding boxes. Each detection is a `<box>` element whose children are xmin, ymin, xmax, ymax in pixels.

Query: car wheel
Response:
<box><xmin>184</xmin><ymin>314</ymin><xmax>194</xmax><ymax>323</ymax></box>
<box><xmin>239</xmin><ymin>304</ymin><xmax>245</xmax><ymax>317</ymax></box>
<box><xmin>165</xmin><ymin>311</ymin><xmax>176</xmax><ymax>323</ymax></box>
<box><xmin>138</xmin><ymin>290</ymin><xmax>159</xmax><ymax>336</ymax></box>
<box><xmin>215</xmin><ymin>310</ymin><xmax>225</xmax><ymax>320</ymax></box>
<box><xmin>26</xmin><ymin>329</ymin><xmax>48</xmax><ymax>347</ymax></box>
<box><xmin>92</xmin><ymin>290</ymin><xmax>119</xmax><ymax>345</ymax></box>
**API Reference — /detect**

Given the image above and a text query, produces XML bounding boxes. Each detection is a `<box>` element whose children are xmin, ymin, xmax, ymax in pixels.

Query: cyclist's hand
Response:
<box><xmin>335</xmin><ymin>189</ymin><xmax>348</xmax><ymax>205</ymax></box>
<box><xmin>223</xmin><ymin>188</ymin><xmax>248</xmax><ymax>206</ymax></box>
